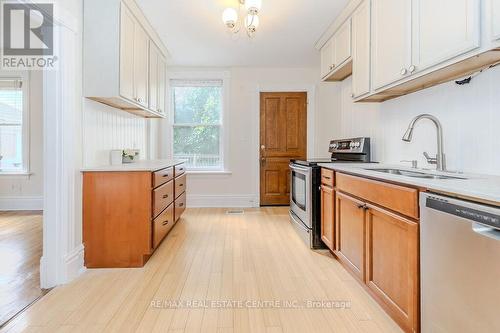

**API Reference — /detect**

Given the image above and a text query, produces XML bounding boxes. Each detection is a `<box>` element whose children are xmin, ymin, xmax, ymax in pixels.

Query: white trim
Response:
<box><xmin>252</xmin><ymin>84</ymin><xmax>316</xmax><ymax>206</ymax></box>
<box><xmin>0</xmin><ymin>196</ymin><xmax>43</xmax><ymax>210</ymax></box>
<box><xmin>0</xmin><ymin>71</ymin><xmax>30</xmax><ymax>174</ymax></box>
<box><xmin>187</xmin><ymin>194</ymin><xmax>258</xmax><ymax>208</ymax></box>
<box><xmin>40</xmin><ymin>11</ymin><xmax>84</xmax><ymax>289</ymax></box>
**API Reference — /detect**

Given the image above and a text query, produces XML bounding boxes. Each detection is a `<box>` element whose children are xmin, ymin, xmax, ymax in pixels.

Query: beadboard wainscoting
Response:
<box><xmin>329</xmin><ymin>66</ymin><xmax>500</xmax><ymax>176</ymax></box>
<box><xmin>82</xmin><ymin>99</ymin><xmax>150</xmax><ymax>167</ymax></box>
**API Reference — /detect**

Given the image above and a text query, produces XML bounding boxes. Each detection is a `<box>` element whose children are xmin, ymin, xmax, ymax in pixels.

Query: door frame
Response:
<box><xmin>252</xmin><ymin>84</ymin><xmax>316</xmax><ymax>207</ymax></box>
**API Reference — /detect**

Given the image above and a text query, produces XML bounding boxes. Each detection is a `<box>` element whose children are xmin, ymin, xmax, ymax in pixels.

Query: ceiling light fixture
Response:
<box><xmin>222</xmin><ymin>0</ymin><xmax>262</xmax><ymax>38</ymax></box>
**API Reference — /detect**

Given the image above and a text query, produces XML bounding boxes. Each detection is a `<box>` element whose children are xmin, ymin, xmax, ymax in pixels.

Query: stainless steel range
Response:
<box><xmin>289</xmin><ymin>137</ymin><xmax>372</xmax><ymax>249</ymax></box>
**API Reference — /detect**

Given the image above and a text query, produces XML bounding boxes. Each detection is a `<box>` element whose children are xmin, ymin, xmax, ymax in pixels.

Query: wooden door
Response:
<box><xmin>335</xmin><ymin>191</ymin><xmax>366</xmax><ymax>282</ymax></box>
<box><xmin>134</xmin><ymin>22</ymin><xmax>149</xmax><ymax>108</ymax></box>
<box><xmin>148</xmin><ymin>41</ymin><xmax>159</xmax><ymax>113</ymax></box>
<box><xmin>119</xmin><ymin>4</ymin><xmax>135</xmax><ymax>101</ymax></box>
<box><xmin>352</xmin><ymin>0</ymin><xmax>371</xmax><ymax>98</ymax></box>
<box><xmin>333</xmin><ymin>18</ymin><xmax>352</xmax><ymax>69</ymax></box>
<box><xmin>371</xmin><ymin>0</ymin><xmax>412</xmax><ymax>90</ymax></box>
<box><xmin>260</xmin><ymin>92</ymin><xmax>307</xmax><ymax>206</ymax></box>
<box><xmin>493</xmin><ymin>0</ymin><xmax>500</xmax><ymax>41</ymax></box>
<box><xmin>321</xmin><ymin>184</ymin><xmax>335</xmax><ymax>251</ymax></box>
<box><xmin>320</xmin><ymin>38</ymin><xmax>334</xmax><ymax>79</ymax></box>
<box><xmin>412</xmin><ymin>0</ymin><xmax>480</xmax><ymax>73</ymax></box>
<box><xmin>365</xmin><ymin>204</ymin><xmax>419</xmax><ymax>333</ymax></box>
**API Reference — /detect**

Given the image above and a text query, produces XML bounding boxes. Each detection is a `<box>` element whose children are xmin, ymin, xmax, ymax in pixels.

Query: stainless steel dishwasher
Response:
<box><xmin>420</xmin><ymin>193</ymin><xmax>500</xmax><ymax>333</ymax></box>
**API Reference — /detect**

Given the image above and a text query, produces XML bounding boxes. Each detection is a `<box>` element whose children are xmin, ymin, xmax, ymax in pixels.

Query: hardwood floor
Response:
<box><xmin>0</xmin><ymin>211</ymin><xmax>44</xmax><ymax>327</ymax></box>
<box><xmin>1</xmin><ymin>208</ymin><xmax>402</xmax><ymax>333</ymax></box>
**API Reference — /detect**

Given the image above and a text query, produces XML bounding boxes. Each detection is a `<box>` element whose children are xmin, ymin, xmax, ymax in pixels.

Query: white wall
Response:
<box><xmin>82</xmin><ymin>99</ymin><xmax>151</xmax><ymax>167</ymax></box>
<box><xmin>0</xmin><ymin>72</ymin><xmax>44</xmax><ymax>210</ymax></box>
<box><xmin>325</xmin><ymin>66</ymin><xmax>500</xmax><ymax>175</ymax></box>
<box><xmin>165</xmin><ymin>67</ymin><xmax>336</xmax><ymax>207</ymax></box>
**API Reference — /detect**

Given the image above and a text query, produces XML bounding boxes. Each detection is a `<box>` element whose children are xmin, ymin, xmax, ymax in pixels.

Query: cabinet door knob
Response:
<box><xmin>163</xmin><ymin>194</ymin><xmax>169</xmax><ymax>199</ymax></box>
<box><xmin>400</xmin><ymin>68</ymin><xmax>408</xmax><ymax>75</ymax></box>
<box><xmin>409</xmin><ymin>65</ymin><xmax>416</xmax><ymax>73</ymax></box>
<box><xmin>162</xmin><ymin>220</ymin><xmax>169</xmax><ymax>226</ymax></box>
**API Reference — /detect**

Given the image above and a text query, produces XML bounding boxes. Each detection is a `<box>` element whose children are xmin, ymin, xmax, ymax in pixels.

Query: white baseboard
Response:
<box><xmin>0</xmin><ymin>196</ymin><xmax>43</xmax><ymax>211</ymax></box>
<box><xmin>63</xmin><ymin>244</ymin><xmax>86</xmax><ymax>283</ymax></box>
<box><xmin>187</xmin><ymin>194</ymin><xmax>259</xmax><ymax>208</ymax></box>
<box><xmin>40</xmin><ymin>244</ymin><xmax>85</xmax><ymax>289</ymax></box>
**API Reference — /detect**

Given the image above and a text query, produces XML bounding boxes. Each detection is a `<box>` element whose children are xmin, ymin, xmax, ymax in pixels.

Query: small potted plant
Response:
<box><xmin>122</xmin><ymin>149</ymin><xmax>139</xmax><ymax>163</ymax></box>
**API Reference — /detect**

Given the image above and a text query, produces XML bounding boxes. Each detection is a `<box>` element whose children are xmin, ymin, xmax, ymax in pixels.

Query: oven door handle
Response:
<box><xmin>289</xmin><ymin>211</ymin><xmax>312</xmax><ymax>231</ymax></box>
<box><xmin>289</xmin><ymin>163</ymin><xmax>311</xmax><ymax>174</ymax></box>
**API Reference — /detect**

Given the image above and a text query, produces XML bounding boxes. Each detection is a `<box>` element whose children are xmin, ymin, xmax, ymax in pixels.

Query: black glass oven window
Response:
<box><xmin>292</xmin><ymin>171</ymin><xmax>306</xmax><ymax>210</ymax></box>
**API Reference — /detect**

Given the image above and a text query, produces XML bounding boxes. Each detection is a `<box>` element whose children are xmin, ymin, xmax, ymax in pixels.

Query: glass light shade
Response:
<box><xmin>245</xmin><ymin>14</ymin><xmax>260</xmax><ymax>29</ymax></box>
<box><xmin>245</xmin><ymin>0</ymin><xmax>262</xmax><ymax>14</ymax></box>
<box><xmin>222</xmin><ymin>8</ymin><xmax>238</xmax><ymax>27</ymax></box>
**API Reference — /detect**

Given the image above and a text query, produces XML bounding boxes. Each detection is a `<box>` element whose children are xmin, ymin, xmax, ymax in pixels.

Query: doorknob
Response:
<box><xmin>261</xmin><ymin>145</ymin><xmax>266</xmax><ymax>150</ymax></box>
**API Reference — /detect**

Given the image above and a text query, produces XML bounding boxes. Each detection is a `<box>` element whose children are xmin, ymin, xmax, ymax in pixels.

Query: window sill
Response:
<box><xmin>0</xmin><ymin>172</ymin><xmax>33</xmax><ymax>179</ymax></box>
<box><xmin>186</xmin><ymin>170</ymin><xmax>232</xmax><ymax>176</ymax></box>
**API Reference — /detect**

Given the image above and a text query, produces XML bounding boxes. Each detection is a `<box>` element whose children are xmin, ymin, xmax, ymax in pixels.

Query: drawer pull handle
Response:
<box><xmin>179</xmin><ymin>184</ymin><xmax>184</xmax><ymax>187</ymax></box>
<box><xmin>323</xmin><ymin>176</ymin><xmax>331</xmax><ymax>180</ymax></box>
<box><xmin>179</xmin><ymin>203</ymin><xmax>184</xmax><ymax>207</ymax></box>
<box><xmin>162</xmin><ymin>220</ymin><xmax>169</xmax><ymax>226</ymax></box>
<box><xmin>357</xmin><ymin>204</ymin><xmax>367</xmax><ymax>210</ymax></box>
<box><xmin>163</xmin><ymin>194</ymin><xmax>169</xmax><ymax>199</ymax></box>
<box><xmin>162</xmin><ymin>174</ymin><xmax>169</xmax><ymax>178</ymax></box>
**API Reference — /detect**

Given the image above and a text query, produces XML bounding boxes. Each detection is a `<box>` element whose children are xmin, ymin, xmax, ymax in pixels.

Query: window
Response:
<box><xmin>171</xmin><ymin>79</ymin><xmax>224</xmax><ymax>170</ymax></box>
<box><xmin>0</xmin><ymin>76</ymin><xmax>28</xmax><ymax>173</ymax></box>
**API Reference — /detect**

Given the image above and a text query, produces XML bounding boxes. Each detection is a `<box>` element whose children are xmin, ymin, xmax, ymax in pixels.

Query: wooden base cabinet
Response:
<box><xmin>83</xmin><ymin>163</ymin><xmax>187</xmax><ymax>268</ymax></box>
<box><xmin>330</xmin><ymin>172</ymin><xmax>420</xmax><ymax>333</ymax></box>
<box><xmin>365</xmin><ymin>204</ymin><xmax>419</xmax><ymax>333</ymax></box>
<box><xmin>320</xmin><ymin>185</ymin><xmax>335</xmax><ymax>250</ymax></box>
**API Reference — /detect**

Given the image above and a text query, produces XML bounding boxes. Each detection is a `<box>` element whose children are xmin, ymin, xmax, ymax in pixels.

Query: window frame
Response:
<box><xmin>0</xmin><ymin>71</ymin><xmax>30</xmax><ymax>175</ymax></box>
<box><xmin>168</xmin><ymin>72</ymin><xmax>230</xmax><ymax>172</ymax></box>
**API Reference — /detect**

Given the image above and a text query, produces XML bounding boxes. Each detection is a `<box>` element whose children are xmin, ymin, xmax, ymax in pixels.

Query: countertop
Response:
<box><xmin>81</xmin><ymin>159</ymin><xmax>185</xmax><ymax>172</ymax></box>
<box><xmin>318</xmin><ymin>162</ymin><xmax>500</xmax><ymax>206</ymax></box>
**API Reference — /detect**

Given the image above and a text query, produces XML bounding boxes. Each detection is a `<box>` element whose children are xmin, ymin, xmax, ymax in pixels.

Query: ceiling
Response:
<box><xmin>136</xmin><ymin>0</ymin><xmax>349</xmax><ymax>68</ymax></box>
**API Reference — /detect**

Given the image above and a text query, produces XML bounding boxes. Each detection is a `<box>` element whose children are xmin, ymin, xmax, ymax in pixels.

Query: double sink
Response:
<box><xmin>365</xmin><ymin>168</ymin><xmax>467</xmax><ymax>180</ymax></box>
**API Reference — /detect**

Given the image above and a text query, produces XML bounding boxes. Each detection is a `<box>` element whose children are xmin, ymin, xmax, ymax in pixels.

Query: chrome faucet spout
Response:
<box><xmin>401</xmin><ymin>114</ymin><xmax>446</xmax><ymax>171</ymax></box>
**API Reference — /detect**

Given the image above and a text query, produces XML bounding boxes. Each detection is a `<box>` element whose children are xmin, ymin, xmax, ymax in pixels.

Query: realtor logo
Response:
<box><xmin>1</xmin><ymin>2</ymin><xmax>57</xmax><ymax>70</ymax></box>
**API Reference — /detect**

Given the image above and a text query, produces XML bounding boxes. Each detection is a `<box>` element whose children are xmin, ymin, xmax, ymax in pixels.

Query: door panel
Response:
<box><xmin>412</xmin><ymin>0</ymin><xmax>480</xmax><ymax>73</ymax></box>
<box><xmin>365</xmin><ymin>205</ymin><xmax>419</xmax><ymax>333</ymax></box>
<box><xmin>333</xmin><ymin>19</ymin><xmax>352</xmax><ymax>68</ymax></box>
<box><xmin>335</xmin><ymin>192</ymin><xmax>366</xmax><ymax>281</ymax></box>
<box><xmin>352</xmin><ymin>0</ymin><xmax>371</xmax><ymax>98</ymax></box>
<box><xmin>119</xmin><ymin>4</ymin><xmax>135</xmax><ymax>101</ymax></box>
<box><xmin>320</xmin><ymin>38</ymin><xmax>334</xmax><ymax>79</ymax></box>
<box><xmin>260</xmin><ymin>92</ymin><xmax>307</xmax><ymax>206</ymax></box>
<box><xmin>134</xmin><ymin>23</ymin><xmax>149</xmax><ymax>107</ymax></box>
<box><xmin>372</xmin><ymin>0</ymin><xmax>412</xmax><ymax>90</ymax></box>
<box><xmin>321</xmin><ymin>185</ymin><xmax>335</xmax><ymax>251</ymax></box>
<box><xmin>148</xmin><ymin>42</ymin><xmax>159</xmax><ymax>113</ymax></box>
<box><xmin>157</xmin><ymin>55</ymin><xmax>166</xmax><ymax>114</ymax></box>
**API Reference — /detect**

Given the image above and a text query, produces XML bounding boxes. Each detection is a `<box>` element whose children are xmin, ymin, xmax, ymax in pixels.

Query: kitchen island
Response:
<box><xmin>82</xmin><ymin>159</ymin><xmax>187</xmax><ymax>268</ymax></box>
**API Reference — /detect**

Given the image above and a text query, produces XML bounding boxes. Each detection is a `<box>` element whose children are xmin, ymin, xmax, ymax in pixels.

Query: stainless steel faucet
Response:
<box><xmin>402</xmin><ymin>114</ymin><xmax>446</xmax><ymax>171</ymax></box>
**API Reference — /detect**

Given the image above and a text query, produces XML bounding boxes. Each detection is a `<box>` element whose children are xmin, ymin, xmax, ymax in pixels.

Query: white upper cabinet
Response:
<box><xmin>371</xmin><ymin>0</ymin><xmax>412</xmax><ymax>90</ymax></box>
<box><xmin>149</xmin><ymin>42</ymin><xmax>167</xmax><ymax>114</ymax></box>
<box><xmin>492</xmin><ymin>0</ymin><xmax>500</xmax><ymax>41</ymax></box>
<box><xmin>157</xmin><ymin>57</ymin><xmax>167</xmax><ymax>115</ymax></box>
<box><xmin>84</xmin><ymin>0</ymin><xmax>168</xmax><ymax>118</ymax></box>
<box><xmin>148</xmin><ymin>42</ymin><xmax>159</xmax><ymax>113</ymax></box>
<box><xmin>352</xmin><ymin>1</ymin><xmax>371</xmax><ymax>98</ymax></box>
<box><xmin>412</xmin><ymin>0</ymin><xmax>480</xmax><ymax>73</ymax></box>
<box><xmin>133</xmin><ymin>23</ymin><xmax>149</xmax><ymax>108</ymax></box>
<box><xmin>333</xmin><ymin>19</ymin><xmax>352</xmax><ymax>68</ymax></box>
<box><xmin>119</xmin><ymin>4</ymin><xmax>135</xmax><ymax>102</ymax></box>
<box><xmin>320</xmin><ymin>38</ymin><xmax>334</xmax><ymax>79</ymax></box>
<box><xmin>320</xmin><ymin>19</ymin><xmax>352</xmax><ymax>81</ymax></box>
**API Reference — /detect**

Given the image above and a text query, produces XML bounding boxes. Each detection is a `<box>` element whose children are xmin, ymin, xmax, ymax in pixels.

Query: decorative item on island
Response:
<box><xmin>122</xmin><ymin>149</ymin><xmax>140</xmax><ymax>163</ymax></box>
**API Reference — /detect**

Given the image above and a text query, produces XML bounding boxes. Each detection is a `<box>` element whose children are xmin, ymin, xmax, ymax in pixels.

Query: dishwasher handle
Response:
<box><xmin>472</xmin><ymin>223</ymin><xmax>500</xmax><ymax>241</ymax></box>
